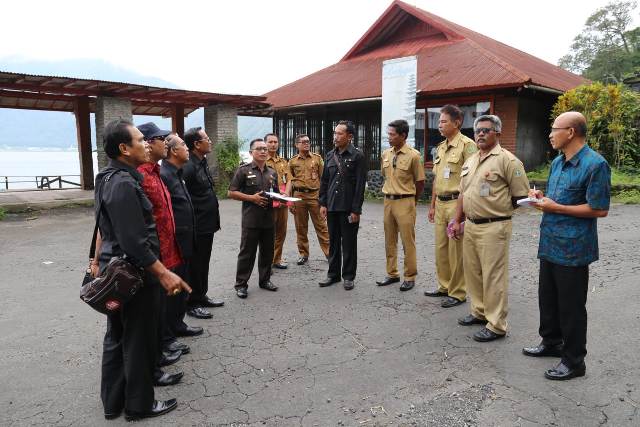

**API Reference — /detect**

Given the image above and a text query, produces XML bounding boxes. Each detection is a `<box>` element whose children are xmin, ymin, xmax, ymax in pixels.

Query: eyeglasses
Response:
<box><xmin>474</xmin><ymin>127</ymin><xmax>495</xmax><ymax>135</ymax></box>
<box><xmin>252</xmin><ymin>147</ymin><xmax>268</xmax><ymax>152</ymax></box>
<box><xmin>551</xmin><ymin>127</ymin><xmax>572</xmax><ymax>132</ymax></box>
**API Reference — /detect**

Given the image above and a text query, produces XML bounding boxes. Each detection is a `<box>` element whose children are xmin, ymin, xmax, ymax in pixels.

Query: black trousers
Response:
<box><xmin>235</xmin><ymin>226</ymin><xmax>274</xmax><ymax>288</ymax></box>
<box><xmin>189</xmin><ymin>233</ymin><xmax>214</xmax><ymax>306</ymax></box>
<box><xmin>538</xmin><ymin>259</ymin><xmax>589</xmax><ymax>367</ymax></box>
<box><xmin>101</xmin><ymin>279</ymin><xmax>157</xmax><ymax>414</ymax></box>
<box><xmin>167</xmin><ymin>262</ymin><xmax>189</xmax><ymax>334</ymax></box>
<box><xmin>327</xmin><ymin>212</ymin><xmax>359</xmax><ymax>281</ymax></box>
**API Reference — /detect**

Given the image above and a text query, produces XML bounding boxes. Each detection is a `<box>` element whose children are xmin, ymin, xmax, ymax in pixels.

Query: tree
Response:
<box><xmin>552</xmin><ymin>82</ymin><xmax>640</xmax><ymax>168</ymax></box>
<box><xmin>559</xmin><ymin>0</ymin><xmax>639</xmax><ymax>82</ymax></box>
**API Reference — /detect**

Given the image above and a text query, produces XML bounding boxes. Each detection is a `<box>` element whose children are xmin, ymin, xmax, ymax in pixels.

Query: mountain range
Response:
<box><xmin>0</xmin><ymin>58</ymin><xmax>271</xmax><ymax>151</ymax></box>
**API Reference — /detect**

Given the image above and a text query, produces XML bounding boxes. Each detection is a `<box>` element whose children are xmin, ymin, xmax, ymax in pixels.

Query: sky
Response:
<box><xmin>0</xmin><ymin>0</ymin><xmax>635</xmax><ymax>95</ymax></box>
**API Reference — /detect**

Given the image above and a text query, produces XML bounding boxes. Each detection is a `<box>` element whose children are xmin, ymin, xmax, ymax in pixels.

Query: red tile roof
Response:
<box><xmin>265</xmin><ymin>0</ymin><xmax>587</xmax><ymax>109</ymax></box>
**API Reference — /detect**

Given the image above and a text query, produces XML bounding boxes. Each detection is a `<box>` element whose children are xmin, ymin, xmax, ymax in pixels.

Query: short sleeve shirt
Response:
<box><xmin>538</xmin><ymin>145</ymin><xmax>611</xmax><ymax>266</ymax></box>
<box><xmin>460</xmin><ymin>145</ymin><xmax>530</xmax><ymax>219</ymax></box>
<box><xmin>381</xmin><ymin>144</ymin><xmax>425</xmax><ymax>195</ymax></box>
<box><xmin>229</xmin><ymin>161</ymin><xmax>279</xmax><ymax>229</ymax></box>
<box><xmin>288</xmin><ymin>152</ymin><xmax>324</xmax><ymax>198</ymax></box>
<box><xmin>432</xmin><ymin>132</ymin><xmax>477</xmax><ymax>195</ymax></box>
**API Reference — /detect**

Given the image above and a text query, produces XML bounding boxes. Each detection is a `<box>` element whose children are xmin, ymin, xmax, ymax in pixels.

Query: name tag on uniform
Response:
<box><xmin>479</xmin><ymin>181</ymin><xmax>490</xmax><ymax>197</ymax></box>
<box><xmin>247</xmin><ymin>174</ymin><xmax>256</xmax><ymax>179</ymax></box>
<box><xmin>443</xmin><ymin>166</ymin><xmax>451</xmax><ymax>179</ymax></box>
<box><xmin>461</xmin><ymin>167</ymin><xmax>469</xmax><ymax>176</ymax></box>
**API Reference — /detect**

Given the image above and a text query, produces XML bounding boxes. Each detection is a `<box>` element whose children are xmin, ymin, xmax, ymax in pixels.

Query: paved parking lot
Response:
<box><xmin>1</xmin><ymin>200</ymin><xmax>639</xmax><ymax>426</ymax></box>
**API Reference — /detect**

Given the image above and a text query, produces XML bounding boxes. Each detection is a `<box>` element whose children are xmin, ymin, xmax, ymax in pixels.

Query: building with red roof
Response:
<box><xmin>263</xmin><ymin>0</ymin><xmax>587</xmax><ymax>170</ymax></box>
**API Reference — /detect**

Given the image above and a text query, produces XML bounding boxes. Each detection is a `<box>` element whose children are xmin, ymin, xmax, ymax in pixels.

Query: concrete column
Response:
<box><xmin>73</xmin><ymin>96</ymin><xmax>94</xmax><ymax>190</ymax></box>
<box><xmin>204</xmin><ymin>104</ymin><xmax>237</xmax><ymax>177</ymax></box>
<box><xmin>95</xmin><ymin>97</ymin><xmax>133</xmax><ymax>170</ymax></box>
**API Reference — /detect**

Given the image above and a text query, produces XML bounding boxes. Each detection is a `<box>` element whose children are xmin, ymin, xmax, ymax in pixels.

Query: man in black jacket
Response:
<box><xmin>318</xmin><ymin>121</ymin><xmax>367</xmax><ymax>290</ymax></box>
<box><xmin>182</xmin><ymin>127</ymin><xmax>224</xmax><ymax>319</ymax></box>
<box><xmin>160</xmin><ymin>134</ymin><xmax>205</xmax><ymax>338</ymax></box>
<box><xmin>95</xmin><ymin>119</ymin><xmax>190</xmax><ymax>421</ymax></box>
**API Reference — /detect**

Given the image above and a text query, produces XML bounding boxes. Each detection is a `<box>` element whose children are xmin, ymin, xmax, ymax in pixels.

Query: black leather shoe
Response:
<box><xmin>174</xmin><ymin>325</ymin><xmax>204</xmax><ymax>337</ymax></box>
<box><xmin>201</xmin><ymin>296</ymin><xmax>224</xmax><ymax>308</ymax></box>
<box><xmin>441</xmin><ymin>296</ymin><xmax>465</xmax><ymax>308</ymax></box>
<box><xmin>165</xmin><ymin>341</ymin><xmax>190</xmax><ymax>355</ymax></box>
<box><xmin>458</xmin><ymin>314</ymin><xmax>486</xmax><ymax>326</ymax></box>
<box><xmin>343</xmin><ymin>280</ymin><xmax>354</xmax><ymax>290</ymax></box>
<box><xmin>399</xmin><ymin>281</ymin><xmax>415</xmax><ymax>291</ymax></box>
<box><xmin>124</xmin><ymin>399</ymin><xmax>178</xmax><ymax>421</ymax></box>
<box><xmin>544</xmin><ymin>361</ymin><xmax>586</xmax><ymax>380</ymax></box>
<box><xmin>154</xmin><ymin>371</ymin><xmax>184</xmax><ymax>387</ymax></box>
<box><xmin>236</xmin><ymin>288</ymin><xmax>248</xmax><ymax>299</ymax></box>
<box><xmin>259</xmin><ymin>281</ymin><xmax>278</xmax><ymax>291</ymax></box>
<box><xmin>523</xmin><ymin>342</ymin><xmax>563</xmax><ymax>358</ymax></box>
<box><xmin>319</xmin><ymin>277</ymin><xmax>340</xmax><ymax>287</ymax></box>
<box><xmin>159</xmin><ymin>350</ymin><xmax>181</xmax><ymax>367</ymax></box>
<box><xmin>424</xmin><ymin>289</ymin><xmax>448</xmax><ymax>297</ymax></box>
<box><xmin>186</xmin><ymin>307</ymin><xmax>212</xmax><ymax>319</ymax></box>
<box><xmin>273</xmin><ymin>262</ymin><xmax>288</xmax><ymax>269</ymax></box>
<box><xmin>473</xmin><ymin>327</ymin><xmax>505</xmax><ymax>342</ymax></box>
<box><xmin>104</xmin><ymin>410</ymin><xmax>122</xmax><ymax>420</ymax></box>
<box><xmin>376</xmin><ymin>276</ymin><xmax>400</xmax><ymax>286</ymax></box>
<box><xmin>297</xmin><ymin>256</ymin><xmax>308</xmax><ymax>265</ymax></box>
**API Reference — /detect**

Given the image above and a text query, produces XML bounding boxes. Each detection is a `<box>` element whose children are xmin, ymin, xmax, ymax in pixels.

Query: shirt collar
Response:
<box><xmin>161</xmin><ymin>159</ymin><xmax>179</xmax><ymax>173</ymax></box>
<box><xmin>393</xmin><ymin>143</ymin><xmax>410</xmax><ymax>155</ymax></box>
<box><xmin>562</xmin><ymin>144</ymin><xmax>589</xmax><ymax>166</ymax></box>
<box><xmin>339</xmin><ymin>143</ymin><xmax>355</xmax><ymax>156</ymax></box>
<box><xmin>138</xmin><ymin>161</ymin><xmax>160</xmax><ymax>175</ymax></box>
<box><xmin>108</xmin><ymin>159</ymin><xmax>144</xmax><ymax>182</ymax></box>
<box><xmin>447</xmin><ymin>131</ymin><xmax>463</xmax><ymax>148</ymax></box>
<box><xmin>250</xmin><ymin>160</ymin><xmax>267</xmax><ymax>171</ymax></box>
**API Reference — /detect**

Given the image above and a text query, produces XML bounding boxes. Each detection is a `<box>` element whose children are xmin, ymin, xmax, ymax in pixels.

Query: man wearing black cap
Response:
<box><xmin>182</xmin><ymin>127</ymin><xmax>224</xmax><ymax>317</ymax></box>
<box><xmin>136</xmin><ymin>122</ymin><xmax>187</xmax><ymax>387</ymax></box>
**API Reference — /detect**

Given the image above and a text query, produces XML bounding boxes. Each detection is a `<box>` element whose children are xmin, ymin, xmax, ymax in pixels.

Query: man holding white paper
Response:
<box><xmin>522</xmin><ymin>112</ymin><xmax>610</xmax><ymax>381</ymax></box>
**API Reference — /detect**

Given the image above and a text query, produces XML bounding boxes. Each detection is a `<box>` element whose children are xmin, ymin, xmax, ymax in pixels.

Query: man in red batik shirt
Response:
<box><xmin>137</xmin><ymin>122</ymin><xmax>188</xmax><ymax>388</ymax></box>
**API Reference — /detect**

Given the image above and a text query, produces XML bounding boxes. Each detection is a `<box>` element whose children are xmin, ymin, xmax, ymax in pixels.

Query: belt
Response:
<box><xmin>293</xmin><ymin>187</ymin><xmax>316</xmax><ymax>193</ymax></box>
<box><xmin>385</xmin><ymin>194</ymin><xmax>414</xmax><ymax>200</ymax></box>
<box><xmin>466</xmin><ymin>216</ymin><xmax>511</xmax><ymax>224</ymax></box>
<box><xmin>437</xmin><ymin>193</ymin><xmax>460</xmax><ymax>201</ymax></box>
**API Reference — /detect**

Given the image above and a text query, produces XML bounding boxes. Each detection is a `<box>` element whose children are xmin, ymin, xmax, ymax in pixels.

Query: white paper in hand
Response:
<box><xmin>517</xmin><ymin>197</ymin><xmax>542</xmax><ymax>208</ymax></box>
<box><xmin>265</xmin><ymin>192</ymin><xmax>301</xmax><ymax>202</ymax></box>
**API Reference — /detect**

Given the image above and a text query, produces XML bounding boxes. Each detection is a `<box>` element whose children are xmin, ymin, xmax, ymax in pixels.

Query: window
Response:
<box><xmin>417</xmin><ymin>101</ymin><xmax>491</xmax><ymax>162</ymax></box>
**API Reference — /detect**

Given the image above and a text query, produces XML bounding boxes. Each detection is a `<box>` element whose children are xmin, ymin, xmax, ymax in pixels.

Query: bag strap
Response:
<box><xmin>88</xmin><ymin>169</ymin><xmax>121</xmax><ymax>259</ymax></box>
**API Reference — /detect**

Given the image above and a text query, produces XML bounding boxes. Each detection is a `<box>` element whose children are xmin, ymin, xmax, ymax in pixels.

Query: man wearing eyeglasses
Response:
<box><xmin>285</xmin><ymin>134</ymin><xmax>330</xmax><ymax>266</ymax></box>
<box><xmin>523</xmin><ymin>112</ymin><xmax>610</xmax><ymax>381</ymax></box>
<box><xmin>376</xmin><ymin>119</ymin><xmax>425</xmax><ymax>292</ymax></box>
<box><xmin>425</xmin><ymin>105</ymin><xmax>477</xmax><ymax>307</ymax></box>
<box><xmin>182</xmin><ymin>127</ymin><xmax>224</xmax><ymax>319</ymax></box>
<box><xmin>450</xmin><ymin>115</ymin><xmax>529</xmax><ymax>342</ymax></box>
<box><xmin>228</xmin><ymin>139</ymin><xmax>280</xmax><ymax>298</ymax></box>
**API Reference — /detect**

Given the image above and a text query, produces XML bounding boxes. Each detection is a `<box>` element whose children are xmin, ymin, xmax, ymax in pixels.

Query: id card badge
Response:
<box><xmin>443</xmin><ymin>166</ymin><xmax>451</xmax><ymax>180</ymax></box>
<box><xmin>479</xmin><ymin>181</ymin><xmax>490</xmax><ymax>197</ymax></box>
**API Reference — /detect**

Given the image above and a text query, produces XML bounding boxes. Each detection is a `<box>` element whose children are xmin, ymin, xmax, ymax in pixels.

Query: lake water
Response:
<box><xmin>0</xmin><ymin>150</ymin><xmax>252</xmax><ymax>191</ymax></box>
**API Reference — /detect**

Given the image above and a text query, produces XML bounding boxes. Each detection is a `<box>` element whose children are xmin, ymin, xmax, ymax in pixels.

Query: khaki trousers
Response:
<box><xmin>272</xmin><ymin>207</ymin><xmax>288</xmax><ymax>264</ymax></box>
<box><xmin>434</xmin><ymin>199</ymin><xmax>465</xmax><ymax>300</ymax></box>
<box><xmin>293</xmin><ymin>198</ymin><xmax>329</xmax><ymax>257</ymax></box>
<box><xmin>383</xmin><ymin>197</ymin><xmax>417</xmax><ymax>281</ymax></box>
<box><xmin>463</xmin><ymin>220</ymin><xmax>512</xmax><ymax>334</ymax></box>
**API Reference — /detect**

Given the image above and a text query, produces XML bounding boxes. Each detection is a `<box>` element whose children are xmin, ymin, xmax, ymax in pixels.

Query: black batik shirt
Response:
<box><xmin>319</xmin><ymin>143</ymin><xmax>367</xmax><ymax>214</ymax></box>
<box><xmin>182</xmin><ymin>153</ymin><xmax>221</xmax><ymax>235</ymax></box>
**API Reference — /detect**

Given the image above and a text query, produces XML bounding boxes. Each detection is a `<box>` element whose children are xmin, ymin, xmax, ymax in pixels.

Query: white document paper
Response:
<box><xmin>265</xmin><ymin>192</ymin><xmax>301</xmax><ymax>202</ymax></box>
<box><xmin>517</xmin><ymin>197</ymin><xmax>542</xmax><ymax>207</ymax></box>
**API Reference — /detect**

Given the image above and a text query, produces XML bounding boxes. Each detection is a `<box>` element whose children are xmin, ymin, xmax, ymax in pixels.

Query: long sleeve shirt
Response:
<box><xmin>319</xmin><ymin>143</ymin><xmax>367</xmax><ymax>214</ymax></box>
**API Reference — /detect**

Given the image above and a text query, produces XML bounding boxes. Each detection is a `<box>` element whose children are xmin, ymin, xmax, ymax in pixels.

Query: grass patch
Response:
<box><xmin>0</xmin><ymin>207</ymin><xmax>5</xmax><ymax>220</ymax></box>
<box><xmin>613</xmin><ymin>189</ymin><xmax>640</xmax><ymax>204</ymax></box>
<box><xmin>528</xmin><ymin>164</ymin><xmax>640</xmax><ymax>186</ymax></box>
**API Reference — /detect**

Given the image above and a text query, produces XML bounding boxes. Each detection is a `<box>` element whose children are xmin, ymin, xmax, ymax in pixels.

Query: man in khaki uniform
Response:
<box><xmin>376</xmin><ymin>120</ymin><xmax>425</xmax><ymax>291</ymax></box>
<box><xmin>286</xmin><ymin>134</ymin><xmax>330</xmax><ymax>265</ymax></box>
<box><xmin>450</xmin><ymin>114</ymin><xmax>529</xmax><ymax>342</ymax></box>
<box><xmin>425</xmin><ymin>105</ymin><xmax>477</xmax><ymax>308</ymax></box>
<box><xmin>265</xmin><ymin>133</ymin><xmax>290</xmax><ymax>269</ymax></box>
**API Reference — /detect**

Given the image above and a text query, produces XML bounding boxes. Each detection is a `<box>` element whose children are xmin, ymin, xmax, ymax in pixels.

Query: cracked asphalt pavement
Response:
<box><xmin>1</xmin><ymin>200</ymin><xmax>639</xmax><ymax>426</ymax></box>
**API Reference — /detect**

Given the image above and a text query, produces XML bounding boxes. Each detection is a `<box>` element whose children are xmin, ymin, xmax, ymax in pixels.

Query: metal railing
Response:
<box><xmin>1</xmin><ymin>175</ymin><xmax>81</xmax><ymax>191</ymax></box>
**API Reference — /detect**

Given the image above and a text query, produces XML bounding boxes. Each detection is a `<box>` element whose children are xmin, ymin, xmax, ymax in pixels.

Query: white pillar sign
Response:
<box><xmin>381</xmin><ymin>56</ymin><xmax>417</xmax><ymax>149</ymax></box>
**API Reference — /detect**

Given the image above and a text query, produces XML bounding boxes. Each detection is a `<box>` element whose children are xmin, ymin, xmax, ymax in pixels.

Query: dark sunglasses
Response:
<box><xmin>474</xmin><ymin>127</ymin><xmax>495</xmax><ymax>135</ymax></box>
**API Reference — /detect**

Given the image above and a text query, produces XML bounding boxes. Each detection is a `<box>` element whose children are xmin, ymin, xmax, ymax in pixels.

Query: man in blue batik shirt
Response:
<box><xmin>522</xmin><ymin>112</ymin><xmax>610</xmax><ymax>381</ymax></box>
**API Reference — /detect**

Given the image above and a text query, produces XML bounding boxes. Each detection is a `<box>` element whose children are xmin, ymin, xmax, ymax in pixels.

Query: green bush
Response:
<box><xmin>613</xmin><ymin>188</ymin><xmax>640</xmax><ymax>204</ymax></box>
<box><xmin>552</xmin><ymin>82</ymin><xmax>640</xmax><ymax>168</ymax></box>
<box><xmin>0</xmin><ymin>207</ymin><xmax>5</xmax><ymax>221</ymax></box>
<box><xmin>213</xmin><ymin>137</ymin><xmax>242</xmax><ymax>199</ymax></box>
